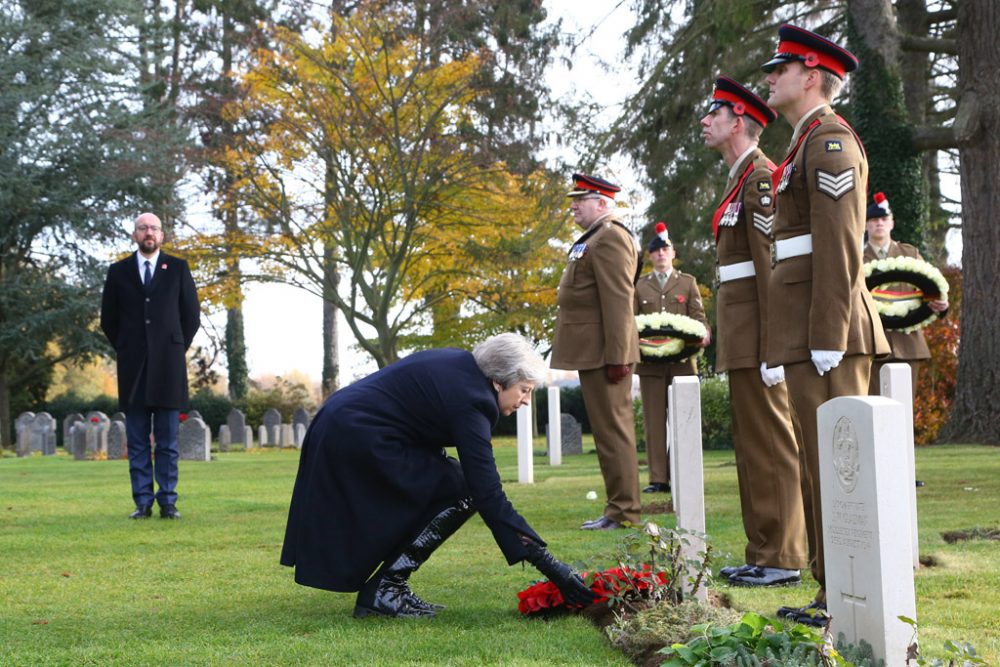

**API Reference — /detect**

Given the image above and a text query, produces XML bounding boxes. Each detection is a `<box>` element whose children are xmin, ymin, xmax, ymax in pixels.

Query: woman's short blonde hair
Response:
<box><xmin>472</xmin><ymin>333</ymin><xmax>547</xmax><ymax>388</ymax></box>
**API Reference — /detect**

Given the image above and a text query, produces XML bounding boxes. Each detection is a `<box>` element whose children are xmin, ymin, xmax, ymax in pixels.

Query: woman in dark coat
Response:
<box><xmin>281</xmin><ymin>333</ymin><xmax>594</xmax><ymax>618</ymax></box>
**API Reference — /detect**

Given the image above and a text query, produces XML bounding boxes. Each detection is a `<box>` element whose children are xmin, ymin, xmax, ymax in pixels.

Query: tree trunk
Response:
<box><xmin>847</xmin><ymin>0</ymin><xmax>926</xmax><ymax>249</ymax></box>
<box><xmin>941</xmin><ymin>0</ymin><xmax>1000</xmax><ymax>443</ymax></box>
<box><xmin>897</xmin><ymin>0</ymin><xmax>949</xmax><ymax>262</ymax></box>
<box><xmin>322</xmin><ymin>246</ymin><xmax>340</xmax><ymax>398</ymax></box>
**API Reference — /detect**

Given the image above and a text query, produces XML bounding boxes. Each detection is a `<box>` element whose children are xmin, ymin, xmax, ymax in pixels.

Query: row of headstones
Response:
<box><xmin>12</xmin><ymin>407</ymin><xmax>314</xmax><ymax>461</ymax></box>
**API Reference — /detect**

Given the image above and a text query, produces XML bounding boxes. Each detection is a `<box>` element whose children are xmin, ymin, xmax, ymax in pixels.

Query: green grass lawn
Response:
<box><xmin>1</xmin><ymin>441</ymin><xmax>997</xmax><ymax>666</ymax></box>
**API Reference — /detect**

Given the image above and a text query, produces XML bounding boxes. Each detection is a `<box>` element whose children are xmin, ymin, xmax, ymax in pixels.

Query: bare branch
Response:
<box><xmin>900</xmin><ymin>34</ymin><xmax>958</xmax><ymax>55</ymax></box>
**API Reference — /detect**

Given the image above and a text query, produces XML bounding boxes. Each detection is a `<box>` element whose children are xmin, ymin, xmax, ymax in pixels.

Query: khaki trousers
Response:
<box><xmin>784</xmin><ymin>355</ymin><xmax>871</xmax><ymax>601</ymax></box>
<box><xmin>579</xmin><ymin>367</ymin><xmax>641</xmax><ymax>524</ymax></box>
<box><xmin>729</xmin><ymin>368</ymin><xmax>808</xmax><ymax>569</ymax></box>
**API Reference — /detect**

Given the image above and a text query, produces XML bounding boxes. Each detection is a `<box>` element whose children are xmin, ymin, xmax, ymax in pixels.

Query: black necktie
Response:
<box><xmin>143</xmin><ymin>260</ymin><xmax>152</xmax><ymax>287</ymax></box>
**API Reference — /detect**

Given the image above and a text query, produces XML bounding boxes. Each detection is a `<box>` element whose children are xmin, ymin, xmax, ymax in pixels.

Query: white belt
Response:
<box><xmin>718</xmin><ymin>261</ymin><xmax>756</xmax><ymax>283</ymax></box>
<box><xmin>774</xmin><ymin>234</ymin><xmax>813</xmax><ymax>262</ymax></box>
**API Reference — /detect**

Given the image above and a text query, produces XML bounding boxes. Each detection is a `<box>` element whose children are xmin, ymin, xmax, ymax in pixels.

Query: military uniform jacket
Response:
<box><xmin>715</xmin><ymin>148</ymin><xmax>775</xmax><ymax>372</ymax></box>
<box><xmin>765</xmin><ymin>105</ymin><xmax>889</xmax><ymax>366</ymax></box>
<box><xmin>863</xmin><ymin>241</ymin><xmax>931</xmax><ymax>360</ymax></box>
<box><xmin>633</xmin><ymin>270</ymin><xmax>707</xmax><ymax>376</ymax></box>
<box><xmin>100</xmin><ymin>251</ymin><xmax>201</xmax><ymax>410</ymax></box>
<box><xmin>551</xmin><ymin>213</ymin><xmax>640</xmax><ymax>370</ymax></box>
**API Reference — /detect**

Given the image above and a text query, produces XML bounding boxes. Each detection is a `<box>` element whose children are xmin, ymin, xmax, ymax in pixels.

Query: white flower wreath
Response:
<box><xmin>864</xmin><ymin>256</ymin><xmax>949</xmax><ymax>333</ymax></box>
<box><xmin>635</xmin><ymin>312</ymin><xmax>708</xmax><ymax>361</ymax></box>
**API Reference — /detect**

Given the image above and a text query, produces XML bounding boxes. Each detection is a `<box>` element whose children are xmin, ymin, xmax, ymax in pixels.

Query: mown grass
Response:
<box><xmin>0</xmin><ymin>441</ymin><xmax>997</xmax><ymax>666</ymax></box>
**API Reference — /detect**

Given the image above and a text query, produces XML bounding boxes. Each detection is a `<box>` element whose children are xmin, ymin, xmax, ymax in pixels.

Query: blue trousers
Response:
<box><xmin>125</xmin><ymin>407</ymin><xmax>180</xmax><ymax>508</ymax></box>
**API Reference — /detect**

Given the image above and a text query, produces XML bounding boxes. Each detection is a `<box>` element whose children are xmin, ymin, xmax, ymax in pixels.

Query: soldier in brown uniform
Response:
<box><xmin>700</xmin><ymin>76</ymin><xmax>807</xmax><ymax>587</ymax></box>
<box><xmin>551</xmin><ymin>173</ymin><xmax>641</xmax><ymax>531</ymax></box>
<box><xmin>863</xmin><ymin>192</ymin><xmax>949</xmax><ymax>396</ymax></box>
<box><xmin>761</xmin><ymin>25</ymin><xmax>889</xmax><ymax>626</ymax></box>
<box><xmin>633</xmin><ymin>223</ymin><xmax>709</xmax><ymax>494</ymax></box>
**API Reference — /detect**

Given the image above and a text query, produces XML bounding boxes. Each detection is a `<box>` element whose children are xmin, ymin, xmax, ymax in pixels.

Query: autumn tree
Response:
<box><xmin>225</xmin><ymin>3</ymin><xmax>566</xmax><ymax>378</ymax></box>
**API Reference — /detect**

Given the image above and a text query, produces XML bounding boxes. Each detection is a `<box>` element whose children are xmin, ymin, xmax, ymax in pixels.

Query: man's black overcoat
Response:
<box><xmin>280</xmin><ymin>349</ymin><xmax>545</xmax><ymax>592</ymax></box>
<box><xmin>100</xmin><ymin>251</ymin><xmax>201</xmax><ymax>410</ymax></box>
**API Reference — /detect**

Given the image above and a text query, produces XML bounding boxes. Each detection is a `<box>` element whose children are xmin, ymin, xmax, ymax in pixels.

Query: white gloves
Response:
<box><xmin>810</xmin><ymin>349</ymin><xmax>845</xmax><ymax>376</ymax></box>
<box><xmin>759</xmin><ymin>362</ymin><xmax>785</xmax><ymax>387</ymax></box>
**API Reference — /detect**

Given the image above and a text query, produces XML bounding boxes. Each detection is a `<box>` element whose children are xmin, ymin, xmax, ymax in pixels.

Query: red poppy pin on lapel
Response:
<box><xmin>677</xmin><ymin>295</ymin><xmax>686</xmax><ymax>304</ymax></box>
<box><xmin>161</xmin><ymin>264</ymin><xmax>167</xmax><ymax>270</ymax></box>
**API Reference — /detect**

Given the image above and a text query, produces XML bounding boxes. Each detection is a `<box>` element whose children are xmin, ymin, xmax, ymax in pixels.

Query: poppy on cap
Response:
<box><xmin>761</xmin><ymin>24</ymin><xmax>859</xmax><ymax>80</ymax></box>
<box><xmin>568</xmin><ymin>173</ymin><xmax>621</xmax><ymax>199</ymax></box>
<box><xmin>866</xmin><ymin>192</ymin><xmax>892</xmax><ymax>219</ymax></box>
<box><xmin>648</xmin><ymin>222</ymin><xmax>672</xmax><ymax>252</ymax></box>
<box><xmin>708</xmin><ymin>76</ymin><xmax>778</xmax><ymax>127</ymax></box>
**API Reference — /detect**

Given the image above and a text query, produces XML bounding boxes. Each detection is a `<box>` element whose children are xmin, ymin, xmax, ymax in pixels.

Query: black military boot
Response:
<box><xmin>353</xmin><ymin>497</ymin><xmax>476</xmax><ymax>618</ymax></box>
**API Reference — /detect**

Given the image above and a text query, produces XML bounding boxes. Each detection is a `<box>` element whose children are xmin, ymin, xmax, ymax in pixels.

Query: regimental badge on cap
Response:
<box><xmin>761</xmin><ymin>24</ymin><xmax>859</xmax><ymax>80</ymax></box>
<box><xmin>647</xmin><ymin>221</ymin><xmax>672</xmax><ymax>252</ymax></box>
<box><xmin>825</xmin><ymin>140</ymin><xmax>843</xmax><ymax>152</ymax></box>
<box><xmin>757</xmin><ymin>181</ymin><xmax>771</xmax><ymax>191</ymax></box>
<box><xmin>866</xmin><ymin>192</ymin><xmax>892</xmax><ymax>219</ymax></box>
<box><xmin>568</xmin><ymin>173</ymin><xmax>621</xmax><ymax>198</ymax></box>
<box><xmin>708</xmin><ymin>76</ymin><xmax>778</xmax><ymax>127</ymax></box>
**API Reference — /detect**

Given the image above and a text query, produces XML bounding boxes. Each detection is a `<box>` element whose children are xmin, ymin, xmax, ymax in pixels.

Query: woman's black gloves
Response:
<box><xmin>521</xmin><ymin>537</ymin><xmax>597</xmax><ymax>607</ymax></box>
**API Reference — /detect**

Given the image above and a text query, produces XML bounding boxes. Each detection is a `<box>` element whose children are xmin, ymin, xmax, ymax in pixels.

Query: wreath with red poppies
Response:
<box><xmin>517</xmin><ymin>565</ymin><xmax>668</xmax><ymax>616</ymax></box>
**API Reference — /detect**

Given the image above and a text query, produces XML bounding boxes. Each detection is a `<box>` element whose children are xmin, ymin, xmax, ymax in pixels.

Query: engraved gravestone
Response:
<box><xmin>218</xmin><ymin>424</ymin><xmax>231</xmax><ymax>452</ymax></box>
<box><xmin>63</xmin><ymin>413</ymin><xmax>84</xmax><ymax>449</ymax></box>
<box><xmin>294</xmin><ymin>423</ymin><xmax>306</xmax><ymax>448</ymax></box>
<box><xmin>258</xmin><ymin>424</ymin><xmax>269</xmax><ymax>447</ymax></box>
<box><xmin>262</xmin><ymin>409</ymin><xmax>281</xmax><ymax>445</ymax></box>
<box><xmin>292</xmin><ymin>408</ymin><xmax>311</xmax><ymax>434</ymax></box>
<box><xmin>818</xmin><ymin>396</ymin><xmax>916</xmax><ymax>667</ymax></box>
<box><xmin>226</xmin><ymin>409</ymin><xmax>246</xmax><ymax>445</ymax></box>
<box><xmin>30</xmin><ymin>412</ymin><xmax>57</xmax><ymax>455</ymax></box>
<box><xmin>107</xmin><ymin>421</ymin><xmax>128</xmax><ymax>460</ymax></box>
<box><xmin>15</xmin><ymin>412</ymin><xmax>35</xmax><ymax>457</ymax></box>
<box><xmin>178</xmin><ymin>416</ymin><xmax>211</xmax><ymax>461</ymax></box>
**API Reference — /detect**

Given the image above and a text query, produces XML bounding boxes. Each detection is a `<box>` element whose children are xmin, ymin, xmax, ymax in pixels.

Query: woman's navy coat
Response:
<box><xmin>280</xmin><ymin>348</ymin><xmax>544</xmax><ymax>592</ymax></box>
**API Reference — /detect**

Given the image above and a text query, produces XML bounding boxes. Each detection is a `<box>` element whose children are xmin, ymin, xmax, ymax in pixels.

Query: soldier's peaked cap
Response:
<box><xmin>568</xmin><ymin>173</ymin><xmax>621</xmax><ymax>198</ymax></box>
<box><xmin>709</xmin><ymin>76</ymin><xmax>778</xmax><ymax>127</ymax></box>
<box><xmin>761</xmin><ymin>24</ymin><xmax>859</xmax><ymax>80</ymax></box>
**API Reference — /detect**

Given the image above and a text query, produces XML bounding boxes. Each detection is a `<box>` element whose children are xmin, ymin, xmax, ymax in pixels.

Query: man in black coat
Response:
<box><xmin>100</xmin><ymin>213</ymin><xmax>201</xmax><ymax>520</ymax></box>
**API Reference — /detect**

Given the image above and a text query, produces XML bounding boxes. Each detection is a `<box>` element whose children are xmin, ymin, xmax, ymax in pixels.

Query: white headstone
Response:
<box><xmin>516</xmin><ymin>404</ymin><xmax>533</xmax><ymax>484</ymax></box>
<box><xmin>546</xmin><ymin>386</ymin><xmax>562</xmax><ymax>466</ymax></box>
<box><xmin>258</xmin><ymin>424</ymin><xmax>269</xmax><ymax>447</ymax></box>
<box><xmin>244</xmin><ymin>426</ymin><xmax>254</xmax><ymax>450</ymax></box>
<box><xmin>294</xmin><ymin>423</ymin><xmax>306</xmax><ymax>448</ymax></box>
<box><xmin>879</xmin><ymin>363</ymin><xmax>919</xmax><ymax>569</ymax></box>
<box><xmin>669</xmin><ymin>376</ymin><xmax>706</xmax><ymax>602</ymax></box>
<box><xmin>280</xmin><ymin>423</ymin><xmax>294</xmax><ymax>448</ymax></box>
<box><xmin>818</xmin><ymin>396</ymin><xmax>916</xmax><ymax>667</ymax></box>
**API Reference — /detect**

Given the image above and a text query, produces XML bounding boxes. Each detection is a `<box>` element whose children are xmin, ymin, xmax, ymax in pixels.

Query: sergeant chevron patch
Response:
<box><xmin>815</xmin><ymin>168</ymin><xmax>855</xmax><ymax>199</ymax></box>
<box><xmin>752</xmin><ymin>212</ymin><xmax>773</xmax><ymax>235</ymax></box>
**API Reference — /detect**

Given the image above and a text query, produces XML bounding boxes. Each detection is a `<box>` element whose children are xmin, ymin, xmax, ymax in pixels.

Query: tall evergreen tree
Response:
<box><xmin>0</xmin><ymin>0</ymin><xmax>179</xmax><ymax>447</ymax></box>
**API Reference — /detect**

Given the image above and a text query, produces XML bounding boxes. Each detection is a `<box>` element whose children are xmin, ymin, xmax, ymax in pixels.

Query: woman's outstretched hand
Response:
<box><xmin>521</xmin><ymin>538</ymin><xmax>597</xmax><ymax>607</ymax></box>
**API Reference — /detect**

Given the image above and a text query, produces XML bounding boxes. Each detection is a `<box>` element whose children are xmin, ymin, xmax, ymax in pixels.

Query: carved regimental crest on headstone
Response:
<box><xmin>819</xmin><ymin>396</ymin><xmax>916</xmax><ymax>667</ymax></box>
<box><xmin>832</xmin><ymin>417</ymin><xmax>860</xmax><ymax>493</ymax></box>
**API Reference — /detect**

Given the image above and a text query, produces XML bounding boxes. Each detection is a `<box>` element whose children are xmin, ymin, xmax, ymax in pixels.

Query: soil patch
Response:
<box><xmin>941</xmin><ymin>526</ymin><xmax>1000</xmax><ymax>543</ymax></box>
<box><xmin>642</xmin><ymin>500</ymin><xmax>673</xmax><ymax>515</ymax></box>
